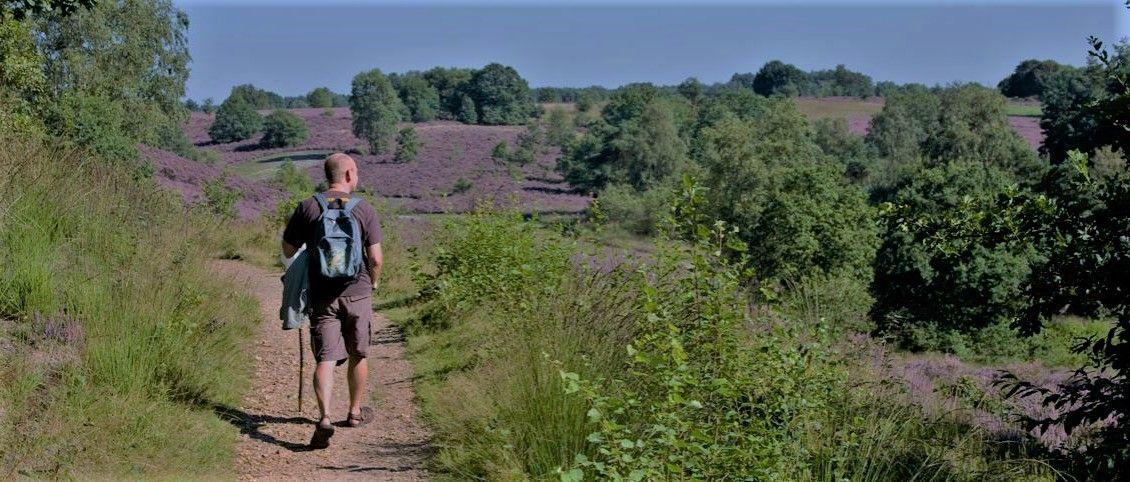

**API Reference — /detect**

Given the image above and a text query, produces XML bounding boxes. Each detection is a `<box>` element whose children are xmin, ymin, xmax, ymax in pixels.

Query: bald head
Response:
<box><xmin>324</xmin><ymin>153</ymin><xmax>358</xmax><ymax>189</ymax></box>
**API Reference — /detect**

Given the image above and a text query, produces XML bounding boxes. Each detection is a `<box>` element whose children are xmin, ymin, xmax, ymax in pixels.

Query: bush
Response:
<box><xmin>595</xmin><ymin>183</ymin><xmax>672</xmax><ymax>236</ymax></box>
<box><xmin>544</xmin><ymin>106</ymin><xmax>574</xmax><ymax>147</ymax></box>
<box><xmin>394</xmin><ymin>126</ymin><xmax>420</xmax><ymax>163</ymax></box>
<box><xmin>201</xmin><ymin>172</ymin><xmax>242</xmax><ymax>219</ymax></box>
<box><xmin>451</xmin><ymin>177</ymin><xmax>472</xmax><ymax>194</ymax></box>
<box><xmin>490</xmin><ymin>140</ymin><xmax>509</xmax><ymax>162</ymax></box>
<box><xmin>225</xmin><ymin>83</ymin><xmax>283</xmax><ymax>109</ymax></box>
<box><xmin>871</xmin><ymin>160</ymin><xmax>1044</xmax><ymax>349</ymax></box>
<box><xmin>208</xmin><ymin>97</ymin><xmax>262</xmax><ymax>143</ymax></box>
<box><xmin>350</xmin><ymin>68</ymin><xmax>403</xmax><ymax>154</ymax></box>
<box><xmin>258</xmin><ymin>109</ymin><xmax>308</xmax><ymax>148</ymax></box>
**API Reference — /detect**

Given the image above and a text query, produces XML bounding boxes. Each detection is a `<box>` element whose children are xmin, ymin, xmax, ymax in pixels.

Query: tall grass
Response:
<box><xmin>0</xmin><ymin>137</ymin><xmax>258</xmax><ymax>478</ymax></box>
<box><xmin>400</xmin><ymin>210</ymin><xmax>1059</xmax><ymax>480</ymax></box>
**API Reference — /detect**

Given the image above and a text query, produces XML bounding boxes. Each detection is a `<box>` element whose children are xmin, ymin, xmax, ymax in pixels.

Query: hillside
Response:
<box><xmin>183</xmin><ymin>108</ymin><xmax>591</xmax><ymax>214</ymax></box>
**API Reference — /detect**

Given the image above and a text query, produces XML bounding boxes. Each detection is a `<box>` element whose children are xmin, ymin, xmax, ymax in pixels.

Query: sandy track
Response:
<box><xmin>211</xmin><ymin>260</ymin><xmax>431</xmax><ymax>481</ymax></box>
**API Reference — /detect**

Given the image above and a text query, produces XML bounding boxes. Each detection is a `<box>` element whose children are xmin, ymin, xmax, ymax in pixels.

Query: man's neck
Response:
<box><xmin>327</xmin><ymin>184</ymin><xmax>353</xmax><ymax>194</ymax></box>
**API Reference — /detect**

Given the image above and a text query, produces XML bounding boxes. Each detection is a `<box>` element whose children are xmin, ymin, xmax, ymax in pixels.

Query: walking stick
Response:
<box><xmin>298</xmin><ymin>326</ymin><xmax>305</xmax><ymax>414</ymax></box>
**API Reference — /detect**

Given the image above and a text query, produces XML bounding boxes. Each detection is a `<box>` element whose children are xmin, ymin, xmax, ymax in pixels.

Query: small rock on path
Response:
<box><xmin>211</xmin><ymin>260</ymin><xmax>431</xmax><ymax>481</ymax></box>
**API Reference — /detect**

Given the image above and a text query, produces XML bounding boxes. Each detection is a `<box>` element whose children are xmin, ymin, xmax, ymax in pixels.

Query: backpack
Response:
<box><xmin>312</xmin><ymin>193</ymin><xmax>364</xmax><ymax>279</ymax></box>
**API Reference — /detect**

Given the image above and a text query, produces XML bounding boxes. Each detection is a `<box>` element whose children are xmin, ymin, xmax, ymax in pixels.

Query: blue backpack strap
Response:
<box><xmin>342</xmin><ymin>197</ymin><xmax>361</xmax><ymax>215</ymax></box>
<box><xmin>313</xmin><ymin>192</ymin><xmax>329</xmax><ymax>212</ymax></box>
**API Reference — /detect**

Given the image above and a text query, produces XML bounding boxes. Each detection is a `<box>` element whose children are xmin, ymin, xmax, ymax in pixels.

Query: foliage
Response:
<box><xmin>543</xmin><ymin>105</ymin><xmax>574</xmax><ymax>147</ymax></box>
<box><xmin>676</xmin><ymin>76</ymin><xmax>704</xmax><ymax>103</ymax></box>
<box><xmin>224</xmin><ymin>83</ymin><xmax>283</xmax><ymax>109</ymax></box>
<box><xmin>559</xmin><ymin>87</ymin><xmax>690</xmax><ymax>193</ymax></box>
<box><xmin>207</xmin><ymin>96</ymin><xmax>262</xmax><ymax>143</ymax></box>
<box><xmin>811</xmin><ymin>117</ymin><xmax>877</xmax><ymax>183</ymax></box>
<box><xmin>393</xmin><ymin>126</ymin><xmax>420</xmax><ymax>164</ymax></box>
<box><xmin>1039</xmin><ymin>40</ymin><xmax>1128</xmax><ymax>163</ymax></box>
<box><xmin>451</xmin><ymin>177</ymin><xmax>472</xmax><ymax>194</ymax></box>
<box><xmin>807</xmin><ymin>64</ymin><xmax>874</xmax><ymax>97</ymax></box>
<box><xmin>422</xmin><ymin>66</ymin><xmax>473</xmax><ymax>119</ymax></box>
<box><xmin>0</xmin><ymin>17</ymin><xmax>45</xmax><ymax>135</ymax></box>
<box><xmin>1</xmin><ymin>0</ymin><xmax>95</xmax><ymax>19</ymax></box>
<box><xmin>695</xmin><ymin>104</ymin><xmax>878</xmax><ymax>282</ymax></box>
<box><xmin>349</xmin><ymin>68</ymin><xmax>403</xmax><ymax>154</ymax></box>
<box><xmin>998</xmin><ymin>59</ymin><xmax>1075</xmax><ymax>99</ymax></box>
<box><xmin>305</xmin><ymin>86</ymin><xmax>334</xmax><ymax>108</ymax></box>
<box><xmin>258</xmin><ymin>109</ymin><xmax>308</xmax><ymax>148</ymax></box>
<box><xmin>201</xmin><ymin>171</ymin><xmax>241</xmax><ymax>219</ymax></box>
<box><xmin>871</xmin><ymin>160</ymin><xmax>1044</xmax><ymax>350</ymax></box>
<box><xmin>594</xmin><ymin>183</ymin><xmax>672</xmax><ymax>236</ymax></box>
<box><xmin>752</xmin><ymin>60</ymin><xmax>809</xmax><ymax>96</ymax></box>
<box><xmin>392</xmin><ymin>73</ymin><xmax>441</xmax><ymax>122</ymax></box>
<box><xmin>456</xmin><ymin>94</ymin><xmax>477</xmax><ymax>124</ymax></box>
<box><xmin>466</xmin><ymin>63</ymin><xmax>535</xmax><ymax>125</ymax></box>
<box><xmin>47</xmin><ymin>91</ymin><xmax>139</xmax><ymax>170</ymax></box>
<box><xmin>32</xmin><ymin>0</ymin><xmax>190</xmax><ymax>134</ymax></box>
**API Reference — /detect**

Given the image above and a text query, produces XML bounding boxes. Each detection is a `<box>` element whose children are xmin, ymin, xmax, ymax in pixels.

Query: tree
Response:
<box><xmin>871</xmin><ymin>160</ymin><xmax>1043</xmax><ymax>350</ymax></box>
<box><xmin>349</xmin><ymin>68</ymin><xmax>402</xmax><ymax>154</ymax></box>
<box><xmin>306</xmin><ymin>87</ymin><xmax>334</xmax><ymax>108</ymax></box>
<box><xmin>423</xmin><ymin>66</ymin><xmax>473</xmax><ymax>119</ymax></box>
<box><xmin>32</xmin><ymin>0</ymin><xmax>191</xmax><ymax>144</ymax></box>
<box><xmin>1</xmin><ymin>0</ymin><xmax>95</xmax><ymax>20</ymax></box>
<box><xmin>466</xmin><ymin>63</ymin><xmax>535</xmax><ymax>125</ymax></box>
<box><xmin>1039</xmin><ymin>43</ymin><xmax>1128</xmax><ymax>163</ymax></box>
<box><xmin>208</xmin><ymin>96</ymin><xmax>262</xmax><ymax>143</ymax></box>
<box><xmin>456</xmin><ymin>94</ymin><xmax>477</xmax><ymax>124</ymax></box>
<box><xmin>0</xmin><ymin>17</ymin><xmax>46</xmax><ymax>135</ymax></box>
<box><xmin>728</xmin><ymin>72</ymin><xmax>757</xmax><ymax>91</ymax></box>
<box><xmin>695</xmin><ymin>104</ymin><xmax>877</xmax><ymax>282</ymax></box>
<box><xmin>997</xmin><ymin>59</ymin><xmax>1074</xmax><ymax>99</ymax></box>
<box><xmin>226</xmin><ymin>84</ymin><xmax>284</xmax><ymax>109</ymax></box>
<box><xmin>393</xmin><ymin>73</ymin><xmax>440</xmax><ymax>122</ymax></box>
<box><xmin>752</xmin><ymin>60</ymin><xmax>808</xmax><ymax>97</ymax></box>
<box><xmin>393</xmin><ymin>126</ymin><xmax>420</xmax><ymax>163</ymax></box>
<box><xmin>677</xmin><ymin>77</ymin><xmax>704</xmax><ymax>104</ymax></box>
<box><xmin>260</xmin><ymin>109</ymin><xmax>308</xmax><ymax>148</ymax></box>
<box><xmin>201</xmin><ymin>97</ymin><xmax>215</xmax><ymax>113</ymax></box>
<box><xmin>808</xmin><ymin>64</ymin><xmax>874</xmax><ymax>97</ymax></box>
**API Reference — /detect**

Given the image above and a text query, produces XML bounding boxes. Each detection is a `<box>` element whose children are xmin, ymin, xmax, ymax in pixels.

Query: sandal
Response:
<box><xmin>309</xmin><ymin>418</ymin><xmax>335</xmax><ymax>449</ymax></box>
<box><xmin>346</xmin><ymin>406</ymin><xmax>374</xmax><ymax>428</ymax></box>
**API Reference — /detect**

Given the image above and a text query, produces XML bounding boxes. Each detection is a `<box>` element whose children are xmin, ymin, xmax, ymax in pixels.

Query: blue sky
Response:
<box><xmin>178</xmin><ymin>1</ymin><xmax>1126</xmax><ymax>101</ymax></box>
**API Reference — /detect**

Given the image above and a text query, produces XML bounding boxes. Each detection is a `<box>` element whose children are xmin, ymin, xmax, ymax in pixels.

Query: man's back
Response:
<box><xmin>282</xmin><ymin>190</ymin><xmax>383</xmax><ymax>304</ymax></box>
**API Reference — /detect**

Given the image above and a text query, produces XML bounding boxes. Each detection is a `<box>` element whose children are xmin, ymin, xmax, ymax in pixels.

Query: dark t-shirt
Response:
<box><xmin>282</xmin><ymin>190</ymin><xmax>383</xmax><ymax>304</ymax></box>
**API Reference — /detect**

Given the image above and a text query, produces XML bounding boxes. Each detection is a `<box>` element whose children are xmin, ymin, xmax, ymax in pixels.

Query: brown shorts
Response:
<box><xmin>309</xmin><ymin>294</ymin><xmax>372</xmax><ymax>364</ymax></box>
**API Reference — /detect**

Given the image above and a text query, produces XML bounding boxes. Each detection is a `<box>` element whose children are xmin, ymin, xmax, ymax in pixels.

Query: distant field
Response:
<box><xmin>795</xmin><ymin>96</ymin><xmax>1044</xmax><ymax>148</ymax></box>
<box><xmin>176</xmin><ymin>108</ymin><xmax>590</xmax><ymax>216</ymax></box>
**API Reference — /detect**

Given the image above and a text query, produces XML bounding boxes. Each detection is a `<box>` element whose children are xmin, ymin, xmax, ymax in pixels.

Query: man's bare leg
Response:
<box><xmin>313</xmin><ymin>360</ymin><xmax>336</xmax><ymax>423</ymax></box>
<box><xmin>347</xmin><ymin>355</ymin><xmax>368</xmax><ymax>417</ymax></box>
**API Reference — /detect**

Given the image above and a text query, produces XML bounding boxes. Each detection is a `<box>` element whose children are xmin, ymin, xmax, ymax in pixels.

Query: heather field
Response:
<box><xmin>182</xmin><ymin>108</ymin><xmax>590</xmax><ymax>215</ymax></box>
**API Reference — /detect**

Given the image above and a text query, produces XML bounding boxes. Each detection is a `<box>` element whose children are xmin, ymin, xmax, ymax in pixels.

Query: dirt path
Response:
<box><xmin>211</xmin><ymin>260</ymin><xmax>431</xmax><ymax>481</ymax></box>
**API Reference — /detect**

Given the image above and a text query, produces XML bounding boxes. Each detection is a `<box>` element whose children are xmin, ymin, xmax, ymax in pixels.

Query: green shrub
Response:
<box><xmin>544</xmin><ymin>106</ymin><xmax>574</xmax><ymax>147</ymax></box>
<box><xmin>595</xmin><ymin>183</ymin><xmax>672</xmax><ymax>236</ymax></box>
<box><xmin>259</xmin><ymin>109</ymin><xmax>308</xmax><ymax>148</ymax></box>
<box><xmin>393</xmin><ymin>73</ymin><xmax>441</xmax><ymax>122</ymax></box>
<box><xmin>456</xmin><ymin>94</ymin><xmax>477</xmax><ymax>124</ymax></box>
<box><xmin>451</xmin><ymin>177</ymin><xmax>472</xmax><ymax>195</ymax></box>
<box><xmin>394</xmin><ymin>126</ymin><xmax>420</xmax><ymax>163</ymax></box>
<box><xmin>201</xmin><ymin>172</ymin><xmax>241</xmax><ymax>219</ymax></box>
<box><xmin>490</xmin><ymin>140</ymin><xmax>509</xmax><ymax>163</ymax></box>
<box><xmin>207</xmin><ymin>97</ymin><xmax>262</xmax><ymax>143</ymax></box>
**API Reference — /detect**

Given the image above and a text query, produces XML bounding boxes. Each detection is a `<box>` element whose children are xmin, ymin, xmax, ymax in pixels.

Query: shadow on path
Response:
<box><xmin>212</xmin><ymin>404</ymin><xmax>315</xmax><ymax>453</ymax></box>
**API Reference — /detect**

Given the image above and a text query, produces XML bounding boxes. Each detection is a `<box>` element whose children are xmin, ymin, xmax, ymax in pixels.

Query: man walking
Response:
<box><xmin>282</xmin><ymin>153</ymin><xmax>383</xmax><ymax>448</ymax></box>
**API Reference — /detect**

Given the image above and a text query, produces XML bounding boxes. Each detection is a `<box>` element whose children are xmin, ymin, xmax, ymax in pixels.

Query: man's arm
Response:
<box><xmin>367</xmin><ymin>243</ymin><xmax>383</xmax><ymax>290</ymax></box>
